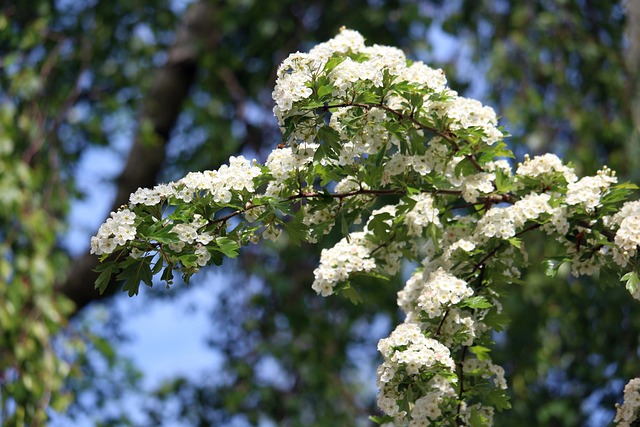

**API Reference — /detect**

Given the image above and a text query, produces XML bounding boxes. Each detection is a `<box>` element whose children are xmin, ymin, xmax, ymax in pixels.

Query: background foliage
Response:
<box><xmin>0</xmin><ymin>0</ymin><xmax>637</xmax><ymax>425</ymax></box>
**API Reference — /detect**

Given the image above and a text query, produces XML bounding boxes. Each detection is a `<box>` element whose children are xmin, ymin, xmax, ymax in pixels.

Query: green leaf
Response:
<box><xmin>484</xmin><ymin>308</ymin><xmax>510</xmax><ymax>332</ymax></box>
<box><xmin>323</xmin><ymin>55</ymin><xmax>347</xmax><ymax>73</ymax></box>
<box><xmin>494</xmin><ymin>167</ymin><xmax>514</xmax><ymax>193</ymax></box>
<box><xmin>460</xmin><ymin>296</ymin><xmax>492</xmax><ymax>309</ymax></box>
<box><xmin>178</xmin><ymin>253</ymin><xmax>199</xmax><ymax>268</ymax></box>
<box><xmin>317</xmin><ymin>85</ymin><xmax>333</xmax><ymax>98</ymax></box>
<box><xmin>622</xmin><ymin>271</ymin><xmax>640</xmax><ymax>295</ymax></box>
<box><xmin>507</xmin><ymin>237</ymin><xmax>521</xmax><ymax>248</ymax></box>
<box><xmin>283</xmin><ymin>220</ymin><xmax>308</xmax><ymax>246</ymax></box>
<box><xmin>369</xmin><ymin>415</ymin><xmax>394</xmax><ymax>425</ymax></box>
<box><xmin>367</xmin><ymin>212</ymin><xmax>393</xmax><ymax>238</ymax></box>
<box><xmin>469</xmin><ymin>345</ymin><xmax>491</xmax><ymax>361</ymax></box>
<box><xmin>216</xmin><ymin>236</ymin><xmax>240</xmax><ymax>258</ymax></box>
<box><xmin>543</xmin><ymin>258</ymin><xmax>567</xmax><ymax>278</ymax></box>
<box><xmin>485</xmin><ymin>388</ymin><xmax>511</xmax><ymax>411</ymax></box>
<box><xmin>454</xmin><ymin>157</ymin><xmax>478</xmax><ymax>178</ymax></box>
<box><xmin>151</xmin><ymin>258</ymin><xmax>164</xmax><ymax>275</ymax></box>
<box><xmin>317</xmin><ymin>125</ymin><xmax>341</xmax><ymax>158</ymax></box>
<box><xmin>121</xmin><ymin>275</ymin><xmax>141</xmax><ymax>297</ymax></box>
<box><xmin>94</xmin><ymin>262</ymin><xmax>119</xmax><ymax>294</ymax></box>
<box><xmin>161</xmin><ymin>266</ymin><xmax>174</xmax><ymax>285</ymax></box>
<box><xmin>613</xmin><ymin>182</ymin><xmax>640</xmax><ymax>190</ymax></box>
<box><xmin>467</xmin><ymin>408</ymin><xmax>492</xmax><ymax>427</ymax></box>
<box><xmin>114</xmin><ymin>257</ymin><xmax>154</xmax><ymax>296</ymax></box>
<box><xmin>340</xmin><ymin>283</ymin><xmax>363</xmax><ymax>305</ymax></box>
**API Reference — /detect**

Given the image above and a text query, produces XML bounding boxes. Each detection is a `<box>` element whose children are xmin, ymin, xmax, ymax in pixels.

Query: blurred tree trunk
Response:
<box><xmin>57</xmin><ymin>0</ymin><xmax>220</xmax><ymax>313</ymax></box>
<box><xmin>625</xmin><ymin>0</ymin><xmax>640</xmax><ymax>181</ymax></box>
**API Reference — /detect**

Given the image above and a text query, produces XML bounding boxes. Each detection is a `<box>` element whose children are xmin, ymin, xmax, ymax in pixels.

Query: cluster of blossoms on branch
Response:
<box><xmin>92</xmin><ymin>29</ymin><xmax>640</xmax><ymax>426</ymax></box>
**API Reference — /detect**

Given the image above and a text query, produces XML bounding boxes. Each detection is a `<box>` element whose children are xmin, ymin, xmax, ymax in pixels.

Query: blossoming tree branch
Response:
<box><xmin>91</xmin><ymin>29</ymin><xmax>640</xmax><ymax>426</ymax></box>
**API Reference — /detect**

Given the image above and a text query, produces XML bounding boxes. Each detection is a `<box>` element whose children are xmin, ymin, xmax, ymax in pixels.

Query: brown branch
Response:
<box><xmin>57</xmin><ymin>1</ymin><xmax>221</xmax><ymax>315</ymax></box>
<box><xmin>210</xmin><ymin>188</ymin><xmax>407</xmax><ymax>227</ymax></box>
<box><xmin>455</xmin><ymin>345</ymin><xmax>469</xmax><ymax>425</ymax></box>
<box><xmin>471</xmin><ymin>223</ymin><xmax>542</xmax><ymax>275</ymax></box>
<box><xmin>435</xmin><ymin>308</ymin><xmax>450</xmax><ymax>337</ymax></box>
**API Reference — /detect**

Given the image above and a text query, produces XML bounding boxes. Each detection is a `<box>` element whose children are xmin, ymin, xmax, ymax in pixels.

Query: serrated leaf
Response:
<box><xmin>468</xmin><ymin>408</ymin><xmax>492</xmax><ymax>427</ymax></box>
<box><xmin>139</xmin><ymin>258</ymin><xmax>154</xmax><ymax>288</ymax></box>
<box><xmin>469</xmin><ymin>345</ymin><xmax>491</xmax><ymax>361</ymax></box>
<box><xmin>485</xmin><ymin>389</ymin><xmax>511</xmax><ymax>411</ymax></box>
<box><xmin>543</xmin><ymin>258</ymin><xmax>566</xmax><ymax>278</ymax></box>
<box><xmin>323</xmin><ymin>55</ymin><xmax>347</xmax><ymax>73</ymax></box>
<box><xmin>368</xmin><ymin>212</ymin><xmax>393</xmax><ymax>238</ymax></box>
<box><xmin>340</xmin><ymin>283</ymin><xmax>363</xmax><ymax>305</ymax></box>
<box><xmin>622</xmin><ymin>271</ymin><xmax>640</xmax><ymax>295</ymax></box>
<box><xmin>494</xmin><ymin>167</ymin><xmax>514</xmax><ymax>192</ymax></box>
<box><xmin>613</xmin><ymin>182</ymin><xmax>640</xmax><ymax>190</ymax></box>
<box><xmin>460</xmin><ymin>296</ymin><xmax>492</xmax><ymax>309</ymax></box>
<box><xmin>161</xmin><ymin>266</ymin><xmax>174</xmax><ymax>284</ymax></box>
<box><xmin>369</xmin><ymin>415</ymin><xmax>394</xmax><ymax>424</ymax></box>
<box><xmin>94</xmin><ymin>263</ymin><xmax>118</xmax><ymax>294</ymax></box>
<box><xmin>317</xmin><ymin>125</ymin><xmax>341</xmax><ymax>158</ymax></box>
<box><xmin>178</xmin><ymin>253</ymin><xmax>199</xmax><ymax>268</ymax></box>
<box><xmin>216</xmin><ymin>236</ymin><xmax>240</xmax><ymax>258</ymax></box>
<box><xmin>121</xmin><ymin>275</ymin><xmax>141</xmax><ymax>297</ymax></box>
<box><xmin>151</xmin><ymin>258</ymin><xmax>164</xmax><ymax>275</ymax></box>
<box><xmin>317</xmin><ymin>85</ymin><xmax>333</xmax><ymax>98</ymax></box>
<box><xmin>507</xmin><ymin>237</ymin><xmax>521</xmax><ymax>248</ymax></box>
<box><xmin>115</xmin><ymin>257</ymin><xmax>154</xmax><ymax>296</ymax></box>
<box><xmin>283</xmin><ymin>220</ymin><xmax>307</xmax><ymax>246</ymax></box>
<box><xmin>484</xmin><ymin>308</ymin><xmax>510</xmax><ymax>332</ymax></box>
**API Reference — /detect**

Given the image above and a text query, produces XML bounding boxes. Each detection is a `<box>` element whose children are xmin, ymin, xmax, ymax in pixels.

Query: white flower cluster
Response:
<box><xmin>611</xmin><ymin>200</ymin><xmax>640</xmax><ymax>268</ymax></box>
<box><xmin>444</xmin><ymin>97</ymin><xmax>503</xmax><ymax>145</ymax></box>
<box><xmin>166</xmin><ymin>214</ymin><xmax>213</xmax><ymax>267</ymax></box>
<box><xmin>129</xmin><ymin>156</ymin><xmax>260</xmax><ymax>206</ymax></box>
<box><xmin>376</xmin><ymin>323</ymin><xmax>455</xmax><ymax>421</ymax></box>
<box><xmin>615</xmin><ymin>378</ymin><xmax>640</xmax><ymax>426</ymax></box>
<box><xmin>378</xmin><ymin>376</ymin><xmax>457</xmax><ymax>427</ymax></box>
<box><xmin>414</xmin><ymin>268</ymin><xmax>474</xmax><ymax>319</ymax></box>
<box><xmin>378</xmin><ymin>323</ymin><xmax>455</xmax><ymax>426</ymax></box>
<box><xmin>91</xmin><ymin>28</ymin><xmax>640</xmax><ymax>426</ymax></box>
<box><xmin>381</xmin><ymin>152</ymin><xmax>434</xmax><ymax>185</ymax></box>
<box><xmin>272</xmin><ymin>52</ymin><xmax>320</xmax><ymax>113</ymax></box>
<box><xmin>438</xmin><ymin>308</ymin><xmax>479</xmax><ymax>347</ymax></box>
<box><xmin>565</xmin><ymin>166</ymin><xmax>617</xmax><ymax>211</ymax></box>
<box><xmin>272</xmin><ymin>27</ymin><xmax>502</xmax><ymax>153</ymax></box>
<box><xmin>462</xmin><ymin>172</ymin><xmax>495</xmax><ymax>203</ymax></box>
<box><xmin>90</xmin><ymin>209</ymin><xmax>136</xmax><ymax>255</ymax></box>
<box><xmin>409</xmin><ymin>391</ymin><xmax>447</xmax><ymax>424</ymax></box>
<box><xmin>264</xmin><ymin>144</ymin><xmax>317</xmax><ymax>196</ymax></box>
<box><xmin>516</xmin><ymin>153</ymin><xmax>577</xmax><ymax>183</ymax></box>
<box><xmin>329</xmin><ymin>107</ymin><xmax>397</xmax><ymax>165</ymax></box>
<box><xmin>272</xmin><ymin>29</ymin><xmax>369</xmax><ymax>122</ymax></box>
<box><xmin>475</xmin><ymin>193</ymin><xmax>554</xmax><ymax>241</ymax></box>
<box><xmin>403</xmin><ymin>193</ymin><xmax>441</xmax><ymax>236</ymax></box>
<box><xmin>311</xmin><ymin>231</ymin><xmax>376</xmax><ymax>296</ymax></box>
<box><xmin>463</xmin><ymin>358</ymin><xmax>508</xmax><ymax>390</ymax></box>
<box><xmin>542</xmin><ymin>206</ymin><xmax>570</xmax><ymax>236</ymax></box>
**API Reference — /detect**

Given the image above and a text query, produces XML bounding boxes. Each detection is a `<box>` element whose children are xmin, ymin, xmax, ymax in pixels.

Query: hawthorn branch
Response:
<box><xmin>58</xmin><ymin>1</ymin><xmax>221</xmax><ymax>314</ymax></box>
<box><xmin>209</xmin><ymin>186</ymin><xmax>465</xmax><ymax>228</ymax></box>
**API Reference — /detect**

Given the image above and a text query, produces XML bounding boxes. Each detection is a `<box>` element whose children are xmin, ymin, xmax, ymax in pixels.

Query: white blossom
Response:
<box><xmin>615</xmin><ymin>378</ymin><xmax>640</xmax><ymax>426</ymax></box>
<box><xmin>90</xmin><ymin>209</ymin><xmax>137</xmax><ymax>255</ymax></box>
